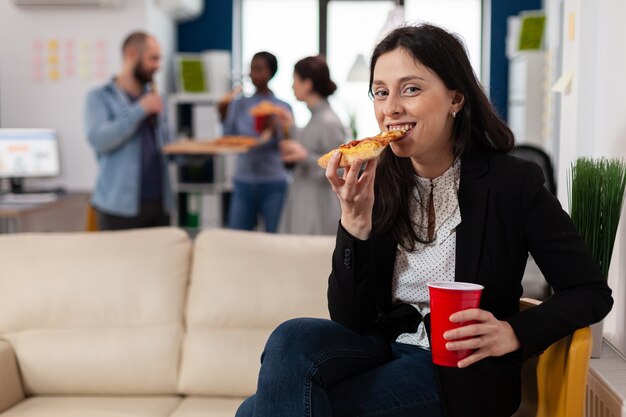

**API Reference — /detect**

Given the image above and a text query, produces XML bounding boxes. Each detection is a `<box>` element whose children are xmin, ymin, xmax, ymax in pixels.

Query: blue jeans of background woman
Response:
<box><xmin>228</xmin><ymin>180</ymin><xmax>287</xmax><ymax>233</ymax></box>
<box><xmin>235</xmin><ymin>318</ymin><xmax>445</xmax><ymax>417</ymax></box>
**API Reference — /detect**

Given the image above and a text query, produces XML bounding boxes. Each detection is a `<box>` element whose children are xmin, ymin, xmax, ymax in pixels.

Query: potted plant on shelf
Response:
<box><xmin>568</xmin><ymin>157</ymin><xmax>626</xmax><ymax>357</ymax></box>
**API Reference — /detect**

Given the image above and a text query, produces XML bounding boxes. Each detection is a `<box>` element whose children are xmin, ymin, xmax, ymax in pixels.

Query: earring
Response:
<box><xmin>452</xmin><ymin>111</ymin><xmax>457</xmax><ymax>118</ymax></box>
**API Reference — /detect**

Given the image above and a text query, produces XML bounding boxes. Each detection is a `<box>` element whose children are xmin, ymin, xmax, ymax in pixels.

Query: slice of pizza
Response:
<box><xmin>249</xmin><ymin>100</ymin><xmax>286</xmax><ymax>117</ymax></box>
<box><xmin>317</xmin><ymin>128</ymin><xmax>408</xmax><ymax>168</ymax></box>
<box><xmin>213</xmin><ymin>135</ymin><xmax>259</xmax><ymax>147</ymax></box>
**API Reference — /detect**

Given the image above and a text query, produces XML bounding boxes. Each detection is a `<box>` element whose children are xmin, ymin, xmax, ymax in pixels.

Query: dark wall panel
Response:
<box><xmin>178</xmin><ymin>0</ymin><xmax>234</xmax><ymax>52</ymax></box>
<box><xmin>489</xmin><ymin>0</ymin><xmax>542</xmax><ymax>121</ymax></box>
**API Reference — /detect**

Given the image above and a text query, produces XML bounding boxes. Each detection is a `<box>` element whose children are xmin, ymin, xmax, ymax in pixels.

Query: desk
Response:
<box><xmin>162</xmin><ymin>139</ymin><xmax>253</xmax><ymax>229</ymax></box>
<box><xmin>0</xmin><ymin>193</ymin><xmax>90</xmax><ymax>233</ymax></box>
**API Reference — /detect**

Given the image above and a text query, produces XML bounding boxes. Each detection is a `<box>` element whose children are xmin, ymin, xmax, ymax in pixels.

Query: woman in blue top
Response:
<box><xmin>223</xmin><ymin>51</ymin><xmax>293</xmax><ymax>232</ymax></box>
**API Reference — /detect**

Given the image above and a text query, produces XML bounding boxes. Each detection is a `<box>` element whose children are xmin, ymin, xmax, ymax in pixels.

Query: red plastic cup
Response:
<box><xmin>428</xmin><ymin>282</ymin><xmax>484</xmax><ymax>367</ymax></box>
<box><xmin>254</xmin><ymin>115</ymin><xmax>271</xmax><ymax>133</ymax></box>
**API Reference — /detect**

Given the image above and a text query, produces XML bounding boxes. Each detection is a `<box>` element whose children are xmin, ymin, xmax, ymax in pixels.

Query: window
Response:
<box><xmin>328</xmin><ymin>0</ymin><xmax>482</xmax><ymax>139</ymax></box>
<box><xmin>240</xmin><ymin>0</ymin><xmax>319</xmax><ymax>126</ymax></box>
<box><xmin>405</xmin><ymin>0</ymin><xmax>482</xmax><ymax>75</ymax></box>
<box><xmin>327</xmin><ymin>1</ymin><xmax>396</xmax><ymax>139</ymax></box>
<box><xmin>239</xmin><ymin>0</ymin><xmax>481</xmax><ymax>137</ymax></box>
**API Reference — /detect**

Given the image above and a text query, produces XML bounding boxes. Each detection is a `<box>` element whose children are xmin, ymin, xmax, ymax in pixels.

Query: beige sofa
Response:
<box><xmin>0</xmin><ymin>227</ymin><xmax>334</xmax><ymax>417</ymax></box>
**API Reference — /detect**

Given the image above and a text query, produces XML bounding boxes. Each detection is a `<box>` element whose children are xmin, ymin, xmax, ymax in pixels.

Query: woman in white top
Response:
<box><xmin>278</xmin><ymin>56</ymin><xmax>346</xmax><ymax>235</ymax></box>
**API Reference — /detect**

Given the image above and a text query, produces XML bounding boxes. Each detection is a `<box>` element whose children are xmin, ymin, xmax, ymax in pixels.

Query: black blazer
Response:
<box><xmin>327</xmin><ymin>150</ymin><xmax>613</xmax><ymax>417</ymax></box>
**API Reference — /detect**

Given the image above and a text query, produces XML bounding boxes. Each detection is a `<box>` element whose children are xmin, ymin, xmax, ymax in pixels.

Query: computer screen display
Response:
<box><xmin>0</xmin><ymin>129</ymin><xmax>61</xmax><ymax>179</ymax></box>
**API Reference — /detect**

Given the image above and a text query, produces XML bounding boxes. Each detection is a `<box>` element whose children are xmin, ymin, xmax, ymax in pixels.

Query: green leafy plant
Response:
<box><xmin>348</xmin><ymin>111</ymin><xmax>358</xmax><ymax>140</ymax></box>
<box><xmin>568</xmin><ymin>157</ymin><xmax>626</xmax><ymax>279</ymax></box>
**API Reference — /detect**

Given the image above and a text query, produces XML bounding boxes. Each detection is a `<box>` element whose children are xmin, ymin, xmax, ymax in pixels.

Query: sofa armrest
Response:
<box><xmin>0</xmin><ymin>339</ymin><xmax>24</xmax><ymax>413</ymax></box>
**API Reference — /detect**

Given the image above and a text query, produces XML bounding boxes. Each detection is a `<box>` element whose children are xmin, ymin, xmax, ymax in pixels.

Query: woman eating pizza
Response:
<box><xmin>235</xmin><ymin>24</ymin><xmax>612</xmax><ymax>417</ymax></box>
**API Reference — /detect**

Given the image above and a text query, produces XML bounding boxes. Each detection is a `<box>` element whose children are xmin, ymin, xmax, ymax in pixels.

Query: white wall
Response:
<box><xmin>556</xmin><ymin>0</ymin><xmax>626</xmax><ymax>356</ymax></box>
<box><xmin>147</xmin><ymin>0</ymin><xmax>176</xmax><ymax>94</ymax></box>
<box><xmin>0</xmin><ymin>1</ymin><xmax>175</xmax><ymax>191</ymax></box>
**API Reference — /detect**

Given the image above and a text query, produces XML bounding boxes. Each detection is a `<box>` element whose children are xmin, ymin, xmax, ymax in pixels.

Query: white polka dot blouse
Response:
<box><xmin>392</xmin><ymin>158</ymin><xmax>462</xmax><ymax>349</ymax></box>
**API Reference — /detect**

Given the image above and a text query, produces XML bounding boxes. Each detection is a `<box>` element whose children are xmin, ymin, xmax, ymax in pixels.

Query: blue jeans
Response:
<box><xmin>236</xmin><ymin>318</ymin><xmax>445</xmax><ymax>417</ymax></box>
<box><xmin>228</xmin><ymin>180</ymin><xmax>287</xmax><ymax>233</ymax></box>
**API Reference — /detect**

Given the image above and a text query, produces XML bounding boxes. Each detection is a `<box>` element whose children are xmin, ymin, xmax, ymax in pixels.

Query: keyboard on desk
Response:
<box><xmin>0</xmin><ymin>192</ymin><xmax>59</xmax><ymax>204</ymax></box>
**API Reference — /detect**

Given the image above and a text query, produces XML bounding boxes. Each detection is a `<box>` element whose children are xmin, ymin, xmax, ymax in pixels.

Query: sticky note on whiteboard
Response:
<box><xmin>552</xmin><ymin>68</ymin><xmax>574</xmax><ymax>94</ymax></box>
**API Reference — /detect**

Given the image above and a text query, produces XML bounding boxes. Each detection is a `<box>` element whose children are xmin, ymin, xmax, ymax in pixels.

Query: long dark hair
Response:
<box><xmin>294</xmin><ymin>55</ymin><xmax>337</xmax><ymax>98</ymax></box>
<box><xmin>370</xmin><ymin>24</ymin><xmax>515</xmax><ymax>250</ymax></box>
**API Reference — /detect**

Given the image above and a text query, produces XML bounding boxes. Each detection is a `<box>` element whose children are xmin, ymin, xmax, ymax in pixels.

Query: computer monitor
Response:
<box><xmin>0</xmin><ymin>128</ymin><xmax>61</xmax><ymax>193</ymax></box>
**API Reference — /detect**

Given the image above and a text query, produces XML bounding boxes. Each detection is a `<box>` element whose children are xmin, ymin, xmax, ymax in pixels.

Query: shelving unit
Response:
<box><xmin>166</xmin><ymin>151</ymin><xmax>236</xmax><ymax>230</ymax></box>
<box><xmin>507</xmin><ymin>51</ymin><xmax>546</xmax><ymax>147</ymax></box>
<box><xmin>167</xmin><ymin>93</ymin><xmax>235</xmax><ymax>230</ymax></box>
<box><xmin>168</xmin><ymin>92</ymin><xmax>222</xmax><ymax>139</ymax></box>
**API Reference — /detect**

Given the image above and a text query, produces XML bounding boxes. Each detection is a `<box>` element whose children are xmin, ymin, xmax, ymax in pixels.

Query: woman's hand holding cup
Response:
<box><xmin>443</xmin><ymin>308</ymin><xmax>521</xmax><ymax>368</ymax></box>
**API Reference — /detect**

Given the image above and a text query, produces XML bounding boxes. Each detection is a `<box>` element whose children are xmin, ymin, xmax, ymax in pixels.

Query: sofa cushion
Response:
<box><xmin>0</xmin><ymin>340</ymin><xmax>23</xmax><ymax>413</ymax></box>
<box><xmin>0</xmin><ymin>227</ymin><xmax>191</xmax><ymax>395</ymax></box>
<box><xmin>169</xmin><ymin>397</ymin><xmax>243</xmax><ymax>417</ymax></box>
<box><xmin>179</xmin><ymin>229</ymin><xmax>334</xmax><ymax>396</ymax></box>
<box><xmin>0</xmin><ymin>396</ymin><xmax>182</xmax><ymax>417</ymax></box>
<box><xmin>10</xmin><ymin>326</ymin><xmax>182</xmax><ymax>395</ymax></box>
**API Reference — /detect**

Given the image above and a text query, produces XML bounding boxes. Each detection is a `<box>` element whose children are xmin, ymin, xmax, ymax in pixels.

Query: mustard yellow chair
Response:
<box><xmin>514</xmin><ymin>298</ymin><xmax>592</xmax><ymax>417</ymax></box>
<box><xmin>85</xmin><ymin>204</ymin><xmax>98</xmax><ymax>231</ymax></box>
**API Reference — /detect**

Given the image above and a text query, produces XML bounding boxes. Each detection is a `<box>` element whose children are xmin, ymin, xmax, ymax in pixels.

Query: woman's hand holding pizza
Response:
<box><xmin>321</xmin><ymin>129</ymin><xmax>408</xmax><ymax>239</ymax></box>
<box><xmin>325</xmin><ymin>151</ymin><xmax>377</xmax><ymax>240</ymax></box>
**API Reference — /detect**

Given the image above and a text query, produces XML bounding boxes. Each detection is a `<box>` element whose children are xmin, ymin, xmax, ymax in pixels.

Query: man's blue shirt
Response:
<box><xmin>84</xmin><ymin>79</ymin><xmax>172</xmax><ymax>216</ymax></box>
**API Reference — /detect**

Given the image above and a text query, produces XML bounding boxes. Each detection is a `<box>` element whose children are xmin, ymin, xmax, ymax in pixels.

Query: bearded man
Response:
<box><xmin>84</xmin><ymin>31</ymin><xmax>172</xmax><ymax>230</ymax></box>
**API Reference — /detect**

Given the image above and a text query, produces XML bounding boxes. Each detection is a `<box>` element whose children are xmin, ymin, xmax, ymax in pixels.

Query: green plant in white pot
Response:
<box><xmin>568</xmin><ymin>157</ymin><xmax>626</xmax><ymax>357</ymax></box>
